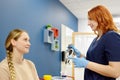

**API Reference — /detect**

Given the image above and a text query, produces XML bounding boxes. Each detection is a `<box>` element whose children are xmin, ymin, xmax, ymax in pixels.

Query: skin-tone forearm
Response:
<box><xmin>86</xmin><ymin>61</ymin><xmax>120</xmax><ymax>78</ymax></box>
<box><xmin>80</xmin><ymin>53</ymin><xmax>86</xmax><ymax>58</ymax></box>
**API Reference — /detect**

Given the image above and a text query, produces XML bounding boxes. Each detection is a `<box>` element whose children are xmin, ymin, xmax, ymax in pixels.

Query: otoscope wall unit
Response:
<box><xmin>44</xmin><ymin>25</ymin><xmax>59</xmax><ymax>51</ymax></box>
<box><xmin>51</xmin><ymin>39</ymin><xmax>59</xmax><ymax>51</ymax></box>
<box><xmin>44</xmin><ymin>29</ymin><xmax>54</xmax><ymax>43</ymax></box>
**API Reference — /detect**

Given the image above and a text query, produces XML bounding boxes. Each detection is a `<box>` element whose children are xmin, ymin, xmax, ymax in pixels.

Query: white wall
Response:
<box><xmin>78</xmin><ymin>19</ymin><xmax>92</xmax><ymax>32</ymax></box>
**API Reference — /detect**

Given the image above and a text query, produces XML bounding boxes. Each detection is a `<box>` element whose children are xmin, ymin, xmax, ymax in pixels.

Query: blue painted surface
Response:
<box><xmin>0</xmin><ymin>0</ymin><xmax>78</xmax><ymax>77</ymax></box>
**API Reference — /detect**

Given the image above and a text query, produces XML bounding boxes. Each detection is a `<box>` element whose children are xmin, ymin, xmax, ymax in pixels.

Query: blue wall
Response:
<box><xmin>0</xmin><ymin>0</ymin><xmax>78</xmax><ymax>78</ymax></box>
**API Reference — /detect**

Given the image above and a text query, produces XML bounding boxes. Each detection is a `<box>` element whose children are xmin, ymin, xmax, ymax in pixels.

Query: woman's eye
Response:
<box><xmin>24</xmin><ymin>38</ymin><xmax>28</xmax><ymax>41</ymax></box>
<box><xmin>88</xmin><ymin>18</ymin><xmax>92</xmax><ymax>20</ymax></box>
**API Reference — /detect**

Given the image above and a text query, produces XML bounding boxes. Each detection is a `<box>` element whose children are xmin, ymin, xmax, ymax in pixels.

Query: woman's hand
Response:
<box><xmin>68</xmin><ymin>44</ymin><xmax>81</xmax><ymax>57</ymax></box>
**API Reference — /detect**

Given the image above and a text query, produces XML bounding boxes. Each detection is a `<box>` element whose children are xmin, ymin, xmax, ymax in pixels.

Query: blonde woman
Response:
<box><xmin>0</xmin><ymin>29</ymin><xmax>39</xmax><ymax>80</ymax></box>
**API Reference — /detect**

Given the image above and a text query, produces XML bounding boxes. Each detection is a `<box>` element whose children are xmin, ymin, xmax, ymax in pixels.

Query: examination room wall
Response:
<box><xmin>0</xmin><ymin>0</ymin><xmax>78</xmax><ymax>78</ymax></box>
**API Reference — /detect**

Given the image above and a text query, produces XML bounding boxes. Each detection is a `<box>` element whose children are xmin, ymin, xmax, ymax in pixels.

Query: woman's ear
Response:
<box><xmin>11</xmin><ymin>39</ymin><xmax>16</xmax><ymax>46</ymax></box>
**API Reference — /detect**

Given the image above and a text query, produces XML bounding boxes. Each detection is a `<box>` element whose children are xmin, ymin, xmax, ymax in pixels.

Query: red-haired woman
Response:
<box><xmin>68</xmin><ymin>5</ymin><xmax>120</xmax><ymax>80</ymax></box>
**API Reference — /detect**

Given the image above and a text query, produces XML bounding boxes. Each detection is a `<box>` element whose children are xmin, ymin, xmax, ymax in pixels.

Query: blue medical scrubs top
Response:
<box><xmin>84</xmin><ymin>31</ymin><xmax>120</xmax><ymax>80</ymax></box>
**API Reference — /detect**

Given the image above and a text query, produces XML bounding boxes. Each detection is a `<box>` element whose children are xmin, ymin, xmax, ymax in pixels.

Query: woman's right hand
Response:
<box><xmin>68</xmin><ymin>44</ymin><xmax>81</xmax><ymax>57</ymax></box>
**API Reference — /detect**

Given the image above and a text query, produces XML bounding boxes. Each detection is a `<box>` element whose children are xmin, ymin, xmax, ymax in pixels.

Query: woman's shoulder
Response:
<box><xmin>0</xmin><ymin>58</ymin><xmax>9</xmax><ymax>72</ymax></box>
<box><xmin>24</xmin><ymin>59</ymin><xmax>35</xmax><ymax>67</ymax></box>
<box><xmin>0</xmin><ymin>59</ymin><xmax>10</xmax><ymax>79</ymax></box>
<box><xmin>102</xmin><ymin>30</ymin><xmax>120</xmax><ymax>43</ymax></box>
<box><xmin>103</xmin><ymin>30</ymin><xmax>120</xmax><ymax>38</ymax></box>
<box><xmin>105</xmin><ymin>30</ymin><xmax>119</xmax><ymax>35</ymax></box>
<box><xmin>0</xmin><ymin>58</ymin><xmax>8</xmax><ymax>68</ymax></box>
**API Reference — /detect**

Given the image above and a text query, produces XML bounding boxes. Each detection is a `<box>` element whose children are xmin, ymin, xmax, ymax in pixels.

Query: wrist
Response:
<box><xmin>84</xmin><ymin>60</ymin><xmax>89</xmax><ymax>68</ymax></box>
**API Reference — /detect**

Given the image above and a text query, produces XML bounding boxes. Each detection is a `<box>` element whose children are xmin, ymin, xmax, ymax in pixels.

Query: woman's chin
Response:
<box><xmin>24</xmin><ymin>50</ymin><xmax>29</xmax><ymax>54</ymax></box>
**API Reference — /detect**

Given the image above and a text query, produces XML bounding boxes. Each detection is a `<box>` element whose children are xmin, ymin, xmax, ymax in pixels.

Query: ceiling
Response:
<box><xmin>59</xmin><ymin>0</ymin><xmax>120</xmax><ymax>19</ymax></box>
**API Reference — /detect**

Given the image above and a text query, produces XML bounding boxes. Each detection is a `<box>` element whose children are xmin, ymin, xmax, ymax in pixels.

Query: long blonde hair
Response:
<box><xmin>5</xmin><ymin>29</ymin><xmax>25</xmax><ymax>80</ymax></box>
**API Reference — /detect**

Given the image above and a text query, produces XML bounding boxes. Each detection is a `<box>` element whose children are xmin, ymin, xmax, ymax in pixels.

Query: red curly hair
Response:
<box><xmin>88</xmin><ymin>5</ymin><xmax>118</xmax><ymax>35</ymax></box>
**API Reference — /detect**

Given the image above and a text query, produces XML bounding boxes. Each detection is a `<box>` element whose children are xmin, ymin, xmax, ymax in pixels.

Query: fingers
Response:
<box><xmin>67</xmin><ymin>56</ymin><xmax>74</xmax><ymax>60</ymax></box>
<box><xmin>68</xmin><ymin>44</ymin><xmax>74</xmax><ymax>48</ymax></box>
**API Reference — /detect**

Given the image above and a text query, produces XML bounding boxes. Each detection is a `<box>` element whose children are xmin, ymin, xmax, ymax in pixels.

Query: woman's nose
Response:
<box><xmin>28</xmin><ymin>41</ymin><xmax>31</xmax><ymax>46</ymax></box>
